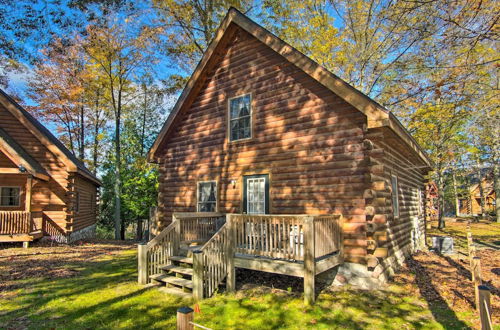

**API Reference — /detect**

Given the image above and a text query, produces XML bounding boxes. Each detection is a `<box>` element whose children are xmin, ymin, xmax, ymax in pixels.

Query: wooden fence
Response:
<box><xmin>466</xmin><ymin>222</ymin><xmax>493</xmax><ymax>330</ymax></box>
<box><xmin>0</xmin><ymin>211</ymin><xmax>32</xmax><ymax>234</ymax></box>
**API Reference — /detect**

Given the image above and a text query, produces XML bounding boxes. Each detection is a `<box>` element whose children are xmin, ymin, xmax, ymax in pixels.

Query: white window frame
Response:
<box><xmin>0</xmin><ymin>186</ymin><xmax>21</xmax><ymax>207</ymax></box>
<box><xmin>391</xmin><ymin>175</ymin><xmax>399</xmax><ymax>218</ymax></box>
<box><xmin>228</xmin><ymin>93</ymin><xmax>252</xmax><ymax>142</ymax></box>
<box><xmin>246</xmin><ymin>176</ymin><xmax>266</xmax><ymax>214</ymax></box>
<box><xmin>197</xmin><ymin>181</ymin><xmax>218</xmax><ymax>212</ymax></box>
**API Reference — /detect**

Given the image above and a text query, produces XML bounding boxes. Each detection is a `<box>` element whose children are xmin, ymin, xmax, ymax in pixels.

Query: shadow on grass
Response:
<box><xmin>405</xmin><ymin>255</ymin><xmax>471</xmax><ymax>329</ymax></box>
<box><xmin>197</xmin><ymin>284</ymin><xmax>444</xmax><ymax>329</ymax></box>
<box><xmin>0</xmin><ymin>250</ymin><xmax>188</xmax><ymax>329</ymax></box>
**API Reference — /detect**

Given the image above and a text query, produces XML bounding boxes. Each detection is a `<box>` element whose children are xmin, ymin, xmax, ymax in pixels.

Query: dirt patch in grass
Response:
<box><xmin>393</xmin><ymin>249</ymin><xmax>499</xmax><ymax>329</ymax></box>
<box><xmin>0</xmin><ymin>239</ymin><xmax>135</xmax><ymax>297</ymax></box>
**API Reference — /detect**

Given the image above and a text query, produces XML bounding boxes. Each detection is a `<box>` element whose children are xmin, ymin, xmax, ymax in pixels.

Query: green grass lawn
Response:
<box><xmin>0</xmin><ymin>241</ymin><xmax>485</xmax><ymax>329</ymax></box>
<box><xmin>427</xmin><ymin>219</ymin><xmax>500</xmax><ymax>251</ymax></box>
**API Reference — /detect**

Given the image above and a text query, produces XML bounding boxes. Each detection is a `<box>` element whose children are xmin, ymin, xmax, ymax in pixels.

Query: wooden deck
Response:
<box><xmin>0</xmin><ymin>211</ymin><xmax>41</xmax><ymax>244</ymax></box>
<box><xmin>138</xmin><ymin>213</ymin><xmax>343</xmax><ymax>304</ymax></box>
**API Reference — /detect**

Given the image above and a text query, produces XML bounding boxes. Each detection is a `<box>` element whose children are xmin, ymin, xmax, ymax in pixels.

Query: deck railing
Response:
<box><xmin>0</xmin><ymin>211</ymin><xmax>32</xmax><ymax>235</ymax></box>
<box><xmin>138</xmin><ymin>212</ymin><xmax>342</xmax><ymax>304</ymax></box>
<box><xmin>138</xmin><ymin>212</ymin><xmax>226</xmax><ymax>285</ymax></box>
<box><xmin>231</xmin><ymin>214</ymin><xmax>342</xmax><ymax>261</ymax></box>
<box><xmin>175</xmin><ymin>212</ymin><xmax>225</xmax><ymax>243</ymax></box>
<box><xmin>314</xmin><ymin>215</ymin><xmax>343</xmax><ymax>259</ymax></box>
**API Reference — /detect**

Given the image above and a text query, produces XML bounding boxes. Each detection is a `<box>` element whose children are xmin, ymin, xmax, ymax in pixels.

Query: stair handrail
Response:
<box><xmin>146</xmin><ymin>220</ymin><xmax>176</xmax><ymax>249</ymax></box>
<box><xmin>139</xmin><ymin>220</ymin><xmax>178</xmax><ymax>284</ymax></box>
<box><xmin>192</xmin><ymin>214</ymin><xmax>235</xmax><ymax>300</ymax></box>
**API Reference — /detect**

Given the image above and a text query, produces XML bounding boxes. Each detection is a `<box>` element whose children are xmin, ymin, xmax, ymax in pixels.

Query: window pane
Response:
<box><xmin>231</xmin><ymin>120</ymin><xmax>239</xmax><ymax>141</ymax></box>
<box><xmin>229</xmin><ymin>94</ymin><xmax>251</xmax><ymax>141</ymax></box>
<box><xmin>239</xmin><ymin>117</ymin><xmax>250</xmax><ymax>139</ymax></box>
<box><xmin>0</xmin><ymin>187</ymin><xmax>20</xmax><ymax>206</ymax></box>
<box><xmin>198</xmin><ymin>182</ymin><xmax>216</xmax><ymax>212</ymax></box>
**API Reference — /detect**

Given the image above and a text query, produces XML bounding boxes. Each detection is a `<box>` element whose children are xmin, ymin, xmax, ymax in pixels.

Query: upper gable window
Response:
<box><xmin>229</xmin><ymin>94</ymin><xmax>251</xmax><ymax>141</ymax></box>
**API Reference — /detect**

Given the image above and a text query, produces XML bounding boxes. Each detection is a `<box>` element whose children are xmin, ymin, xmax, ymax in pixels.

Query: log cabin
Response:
<box><xmin>139</xmin><ymin>8</ymin><xmax>432</xmax><ymax>303</ymax></box>
<box><xmin>0</xmin><ymin>89</ymin><xmax>101</xmax><ymax>245</ymax></box>
<box><xmin>459</xmin><ymin>178</ymin><xmax>496</xmax><ymax>216</ymax></box>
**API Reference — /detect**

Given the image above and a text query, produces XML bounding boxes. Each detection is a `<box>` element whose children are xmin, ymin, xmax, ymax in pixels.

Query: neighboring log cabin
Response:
<box><xmin>459</xmin><ymin>178</ymin><xmax>496</xmax><ymax>216</ymax></box>
<box><xmin>142</xmin><ymin>8</ymin><xmax>432</xmax><ymax>300</ymax></box>
<box><xmin>0</xmin><ymin>89</ymin><xmax>101</xmax><ymax>244</ymax></box>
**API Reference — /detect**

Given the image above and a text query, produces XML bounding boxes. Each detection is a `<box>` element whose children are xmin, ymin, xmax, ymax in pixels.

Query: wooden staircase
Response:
<box><xmin>139</xmin><ymin>213</ymin><xmax>343</xmax><ymax>304</ymax></box>
<box><xmin>148</xmin><ymin>241</ymin><xmax>206</xmax><ymax>298</ymax></box>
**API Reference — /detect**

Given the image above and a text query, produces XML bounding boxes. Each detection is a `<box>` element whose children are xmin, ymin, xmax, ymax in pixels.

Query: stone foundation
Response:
<box><xmin>318</xmin><ymin>242</ymin><xmax>420</xmax><ymax>290</ymax></box>
<box><xmin>317</xmin><ymin>262</ymin><xmax>385</xmax><ymax>290</ymax></box>
<box><xmin>42</xmin><ymin>224</ymin><xmax>96</xmax><ymax>244</ymax></box>
<box><xmin>67</xmin><ymin>224</ymin><xmax>96</xmax><ymax>243</ymax></box>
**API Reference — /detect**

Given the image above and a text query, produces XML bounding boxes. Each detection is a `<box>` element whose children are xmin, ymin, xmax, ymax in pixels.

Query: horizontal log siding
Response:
<box><xmin>72</xmin><ymin>174</ymin><xmax>98</xmax><ymax>232</ymax></box>
<box><xmin>0</xmin><ymin>104</ymin><xmax>70</xmax><ymax>234</ymax></box>
<box><xmin>366</xmin><ymin>128</ymin><xmax>426</xmax><ymax>278</ymax></box>
<box><xmin>0</xmin><ymin>151</ymin><xmax>16</xmax><ymax>167</ymax></box>
<box><xmin>156</xmin><ymin>27</ymin><xmax>368</xmax><ymax>263</ymax></box>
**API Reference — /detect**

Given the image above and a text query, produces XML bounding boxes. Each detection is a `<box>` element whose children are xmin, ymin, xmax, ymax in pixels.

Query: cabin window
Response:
<box><xmin>229</xmin><ymin>94</ymin><xmax>251</xmax><ymax>141</ymax></box>
<box><xmin>0</xmin><ymin>187</ymin><xmax>20</xmax><ymax>207</ymax></box>
<box><xmin>391</xmin><ymin>175</ymin><xmax>399</xmax><ymax>218</ymax></box>
<box><xmin>197</xmin><ymin>181</ymin><xmax>217</xmax><ymax>212</ymax></box>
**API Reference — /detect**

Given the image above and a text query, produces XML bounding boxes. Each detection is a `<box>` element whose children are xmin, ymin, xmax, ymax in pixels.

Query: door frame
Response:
<box><xmin>242</xmin><ymin>174</ymin><xmax>270</xmax><ymax>214</ymax></box>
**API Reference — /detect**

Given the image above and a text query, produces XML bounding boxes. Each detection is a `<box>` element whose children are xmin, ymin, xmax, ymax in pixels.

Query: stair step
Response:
<box><xmin>180</xmin><ymin>245</ymin><xmax>202</xmax><ymax>252</ymax></box>
<box><xmin>158</xmin><ymin>286</ymin><xmax>192</xmax><ymax>299</ymax></box>
<box><xmin>169</xmin><ymin>255</ymin><xmax>193</xmax><ymax>264</ymax></box>
<box><xmin>181</xmin><ymin>239</ymin><xmax>207</xmax><ymax>245</ymax></box>
<box><xmin>160</xmin><ymin>264</ymin><xmax>193</xmax><ymax>276</ymax></box>
<box><xmin>149</xmin><ymin>274</ymin><xmax>193</xmax><ymax>289</ymax></box>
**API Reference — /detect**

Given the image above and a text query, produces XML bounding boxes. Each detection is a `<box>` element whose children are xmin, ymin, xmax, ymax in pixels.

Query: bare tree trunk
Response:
<box><xmin>91</xmin><ymin>90</ymin><xmax>101</xmax><ymax>174</ymax></box>
<box><xmin>476</xmin><ymin>159</ymin><xmax>486</xmax><ymax>218</ymax></box>
<box><xmin>140</xmin><ymin>83</ymin><xmax>147</xmax><ymax>157</ymax></box>
<box><xmin>114</xmin><ymin>109</ymin><xmax>122</xmax><ymax>240</ymax></box>
<box><xmin>437</xmin><ymin>170</ymin><xmax>445</xmax><ymax>229</ymax></box>
<box><xmin>452</xmin><ymin>169</ymin><xmax>460</xmax><ymax>217</ymax></box>
<box><xmin>79</xmin><ymin>105</ymin><xmax>85</xmax><ymax>160</ymax></box>
<box><xmin>494</xmin><ymin>161</ymin><xmax>500</xmax><ymax>223</ymax></box>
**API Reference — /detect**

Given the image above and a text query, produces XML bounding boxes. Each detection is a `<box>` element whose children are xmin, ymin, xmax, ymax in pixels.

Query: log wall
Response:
<box><xmin>156</xmin><ymin>26</ymin><xmax>369</xmax><ymax>264</ymax></box>
<box><xmin>72</xmin><ymin>174</ymin><xmax>98</xmax><ymax>232</ymax></box>
<box><xmin>0</xmin><ymin>103</ymin><xmax>98</xmax><ymax>236</ymax></box>
<box><xmin>365</xmin><ymin>127</ymin><xmax>427</xmax><ymax>278</ymax></box>
<box><xmin>0</xmin><ymin>150</ymin><xmax>16</xmax><ymax>167</ymax></box>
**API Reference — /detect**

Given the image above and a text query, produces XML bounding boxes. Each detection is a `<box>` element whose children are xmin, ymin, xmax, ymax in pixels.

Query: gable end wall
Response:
<box><xmin>157</xmin><ymin>27</ymin><xmax>373</xmax><ymax>264</ymax></box>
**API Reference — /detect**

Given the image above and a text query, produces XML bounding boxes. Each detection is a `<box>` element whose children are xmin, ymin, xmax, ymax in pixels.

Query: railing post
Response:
<box><xmin>173</xmin><ymin>214</ymin><xmax>181</xmax><ymax>256</ymax></box>
<box><xmin>338</xmin><ymin>215</ymin><xmax>344</xmax><ymax>262</ymax></box>
<box><xmin>138</xmin><ymin>243</ymin><xmax>148</xmax><ymax>285</ymax></box>
<box><xmin>176</xmin><ymin>307</ymin><xmax>194</xmax><ymax>330</ymax></box>
<box><xmin>303</xmin><ymin>216</ymin><xmax>315</xmax><ymax>305</ymax></box>
<box><xmin>226</xmin><ymin>214</ymin><xmax>236</xmax><ymax>292</ymax></box>
<box><xmin>192</xmin><ymin>250</ymin><xmax>204</xmax><ymax>301</ymax></box>
<box><xmin>472</xmin><ymin>256</ymin><xmax>482</xmax><ymax>310</ymax></box>
<box><xmin>478</xmin><ymin>285</ymin><xmax>492</xmax><ymax>330</ymax></box>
